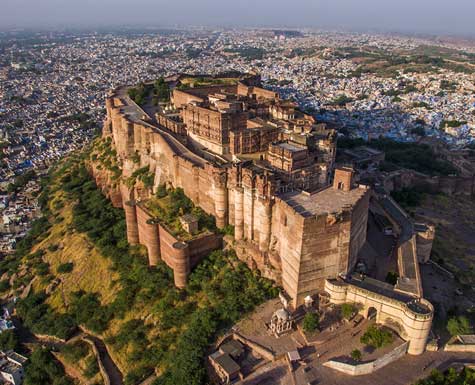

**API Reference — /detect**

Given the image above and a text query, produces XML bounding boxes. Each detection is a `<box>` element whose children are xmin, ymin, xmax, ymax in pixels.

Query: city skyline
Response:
<box><xmin>2</xmin><ymin>0</ymin><xmax>475</xmax><ymax>37</ymax></box>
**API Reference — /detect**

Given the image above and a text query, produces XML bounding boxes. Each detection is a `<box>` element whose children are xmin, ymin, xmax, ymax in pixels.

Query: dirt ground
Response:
<box><xmin>234</xmin><ymin>298</ymin><xmax>475</xmax><ymax>385</ymax></box>
<box><xmin>414</xmin><ymin>194</ymin><xmax>475</xmax><ymax>287</ymax></box>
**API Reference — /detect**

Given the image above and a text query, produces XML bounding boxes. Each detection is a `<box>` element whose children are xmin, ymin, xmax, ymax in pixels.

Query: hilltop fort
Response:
<box><xmin>93</xmin><ymin>73</ymin><xmax>435</xmax><ymax>355</ymax></box>
<box><xmin>96</xmin><ymin>73</ymin><xmax>369</xmax><ymax>306</ymax></box>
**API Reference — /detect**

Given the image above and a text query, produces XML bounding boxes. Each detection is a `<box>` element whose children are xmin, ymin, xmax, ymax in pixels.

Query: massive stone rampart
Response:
<box><xmin>101</xmin><ymin>91</ymin><xmax>281</xmax><ymax>276</ymax></box>
<box><xmin>94</xmin><ymin>89</ymin><xmax>369</xmax><ymax>305</ymax></box>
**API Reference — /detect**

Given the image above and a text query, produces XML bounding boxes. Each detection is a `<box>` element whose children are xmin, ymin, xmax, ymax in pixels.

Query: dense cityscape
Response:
<box><xmin>0</xmin><ymin>26</ymin><xmax>475</xmax><ymax>385</ymax></box>
<box><xmin>2</xmin><ymin>29</ymin><xmax>475</xmax><ymax>253</ymax></box>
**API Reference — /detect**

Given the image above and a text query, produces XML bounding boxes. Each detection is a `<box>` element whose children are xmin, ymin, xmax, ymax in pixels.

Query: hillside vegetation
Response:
<box><xmin>337</xmin><ymin>137</ymin><xmax>459</xmax><ymax>176</ymax></box>
<box><xmin>7</xmin><ymin>146</ymin><xmax>277</xmax><ymax>385</ymax></box>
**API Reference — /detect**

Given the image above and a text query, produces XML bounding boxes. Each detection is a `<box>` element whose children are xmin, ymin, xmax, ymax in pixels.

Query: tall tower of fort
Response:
<box><xmin>276</xmin><ymin>167</ymin><xmax>370</xmax><ymax>308</ymax></box>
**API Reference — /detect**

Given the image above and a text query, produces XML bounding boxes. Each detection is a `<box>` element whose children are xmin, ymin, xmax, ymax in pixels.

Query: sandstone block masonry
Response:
<box><xmin>94</xmin><ymin>80</ymin><xmax>369</xmax><ymax>306</ymax></box>
<box><xmin>325</xmin><ymin>278</ymin><xmax>433</xmax><ymax>355</ymax></box>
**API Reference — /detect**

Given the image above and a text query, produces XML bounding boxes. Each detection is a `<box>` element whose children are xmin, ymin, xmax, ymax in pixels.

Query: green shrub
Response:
<box><xmin>24</xmin><ymin>348</ymin><xmax>74</xmax><ymax>385</ymax></box>
<box><xmin>416</xmin><ymin>367</ymin><xmax>475</xmax><ymax>385</ymax></box>
<box><xmin>61</xmin><ymin>340</ymin><xmax>90</xmax><ymax>363</ymax></box>
<box><xmin>0</xmin><ymin>330</ymin><xmax>19</xmax><ymax>351</ymax></box>
<box><xmin>57</xmin><ymin>262</ymin><xmax>74</xmax><ymax>274</ymax></box>
<box><xmin>360</xmin><ymin>325</ymin><xmax>393</xmax><ymax>348</ymax></box>
<box><xmin>156</xmin><ymin>184</ymin><xmax>168</xmax><ymax>198</ymax></box>
<box><xmin>34</xmin><ymin>262</ymin><xmax>50</xmax><ymax>276</ymax></box>
<box><xmin>0</xmin><ymin>279</ymin><xmax>10</xmax><ymax>293</ymax></box>
<box><xmin>220</xmin><ymin>225</ymin><xmax>235</xmax><ymax>236</ymax></box>
<box><xmin>69</xmin><ymin>291</ymin><xmax>111</xmax><ymax>334</ymax></box>
<box><xmin>83</xmin><ymin>356</ymin><xmax>99</xmax><ymax>379</ymax></box>
<box><xmin>302</xmin><ymin>312</ymin><xmax>319</xmax><ymax>333</ymax></box>
<box><xmin>350</xmin><ymin>349</ymin><xmax>362</xmax><ymax>361</ymax></box>
<box><xmin>447</xmin><ymin>316</ymin><xmax>472</xmax><ymax>336</ymax></box>
<box><xmin>16</xmin><ymin>292</ymin><xmax>77</xmax><ymax>340</ymax></box>
<box><xmin>341</xmin><ymin>303</ymin><xmax>357</xmax><ymax>320</ymax></box>
<box><xmin>391</xmin><ymin>188</ymin><xmax>425</xmax><ymax>208</ymax></box>
<box><xmin>48</xmin><ymin>244</ymin><xmax>59</xmax><ymax>252</ymax></box>
<box><xmin>385</xmin><ymin>271</ymin><xmax>399</xmax><ymax>285</ymax></box>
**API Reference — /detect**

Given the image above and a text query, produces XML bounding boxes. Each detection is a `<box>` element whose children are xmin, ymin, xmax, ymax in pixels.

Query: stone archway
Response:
<box><xmin>383</xmin><ymin>317</ymin><xmax>407</xmax><ymax>339</ymax></box>
<box><xmin>367</xmin><ymin>306</ymin><xmax>377</xmax><ymax>320</ymax></box>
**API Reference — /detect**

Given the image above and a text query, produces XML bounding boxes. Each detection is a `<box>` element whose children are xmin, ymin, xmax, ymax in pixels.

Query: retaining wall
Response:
<box><xmin>323</xmin><ymin>342</ymin><xmax>408</xmax><ymax>375</ymax></box>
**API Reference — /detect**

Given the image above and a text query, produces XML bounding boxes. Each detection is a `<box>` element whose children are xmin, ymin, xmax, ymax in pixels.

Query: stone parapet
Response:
<box><xmin>324</xmin><ymin>279</ymin><xmax>433</xmax><ymax>355</ymax></box>
<box><xmin>323</xmin><ymin>342</ymin><xmax>408</xmax><ymax>375</ymax></box>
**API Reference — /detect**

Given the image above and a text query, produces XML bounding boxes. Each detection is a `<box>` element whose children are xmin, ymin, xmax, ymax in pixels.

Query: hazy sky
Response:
<box><xmin>1</xmin><ymin>0</ymin><xmax>474</xmax><ymax>36</ymax></box>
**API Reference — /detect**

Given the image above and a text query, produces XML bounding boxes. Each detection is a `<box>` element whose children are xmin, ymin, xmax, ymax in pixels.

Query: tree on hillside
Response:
<box><xmin>447</xmin><ymin>316</ymin><xmax>472</xmax><ymax>336</ymax></box>
<box><xmin>24</xmin><ymin>348</ymin><xmax>74</xmax><ymax>385</ymax></box>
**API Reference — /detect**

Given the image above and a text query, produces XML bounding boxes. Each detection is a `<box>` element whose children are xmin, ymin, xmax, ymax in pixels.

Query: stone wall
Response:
<box><xmin>384</xmin><ymin>170</ymin><xmax>475</xmax><ymax>197</ymax></box>
<box><xmin>237</xmin><ymin>84</ymin><xmax>279</xmax><ymax>100</ymax></box>
<box><xmin>99</xmin><ymin>91</ymin><xmax>369</xmax><ymax>299</ymax></box>
<box><xmin>134</xmin><ymin>203</ymin><xmax>222</xmax><ymax>288</ymax></box>
<box><xmin>324</xmin><ymin>280</ymin><xmax>433</xmax><ymax>355</ymax></box>
<box><xmin>444</xmin><ymin>335</ymin><xmax>475</xmax><ymax>352</ymax></box>
<box><xmin>276</xmin><ymin>189</ymin><xmax>369</xmax><ymax>308</ymax></box>
<box><xmin>172</xmin><ymin>84</ymin><xmax>238</xmax><ymax>108</ymax></box>
<box><xmin>444</xmin><ymin>344</ymin><xmax>475</xmax><ymax>352</ymax></box>
<box><xmin>136</xmin><ymin>205</ymin><xmax>222</xmax><ymax>288</ymax></box>
<box><xmin>323</xmin><ymin>341</ymin><xmax>408</xmax><ymax>375</ymax></box>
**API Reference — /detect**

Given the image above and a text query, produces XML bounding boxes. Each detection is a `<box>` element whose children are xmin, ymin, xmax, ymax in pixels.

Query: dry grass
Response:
<box><xmin>55</xmin><ymin>340</ymin><xmax>103</xmax><ymax>385</ymax></box>
<box><xmin>22</xmin><ymin>185</ymin><xmax>145</xmax><ymax>374</ymax></box>
<box><xmin>29</xmin><ymin>188</ymin><xmax>120</xmax><ymax>312</ymax></box>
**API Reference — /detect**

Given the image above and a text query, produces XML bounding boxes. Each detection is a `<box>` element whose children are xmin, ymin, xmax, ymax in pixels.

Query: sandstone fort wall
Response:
<box><xmin>95</xmin><ymin>93</ymin><xmax>368</xmax><ymax>305</ymax></box>
<box><xmin>384</xmin><ymin>169</ymin><xmax>475</xmax><ymax>197</ymax></box>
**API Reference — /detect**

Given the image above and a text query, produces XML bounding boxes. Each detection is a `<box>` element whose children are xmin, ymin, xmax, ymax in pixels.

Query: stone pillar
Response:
<box><xmin>136</xmin><ymin>206</ymin><xmax>161</xmax><ymax>266</ymax></box>
<box><xmin>146</xmin><ymin>222</ymin><xmax>160</xmax><ymax>266</ymax></box>
<box><xmin>171</xmin><ymin>242</ymin><xmax>190</xmax><ymax>288</ymax></box>
<box><xmin>234</xmin><ymin>187</ymin><xmax>244</xmax><ymax>240</ymax></box>
<box><xmin>125</xmin><ymin>121</ymin><xmax>135</xmax><ymax>157</ymax></box>
<box><xmin>243</xmin><ymin>187</ymin><xmax>254</xmax><ymax>240</ymax></box>
<box><xmin>192</xmin><ymin>166</ymin><xmax>200</xmax><ymax>204</ymax></box>
<box><xmin>259</xmin><ymin>198</ymin><xmax>272</xmax><ymax>252</ymax></box>
<box><xmin>124</xmin><ymin>202</ymin><xmax>139</xmax><ymax>245</ymax></box>
<box><xmin>213</xmin><ymin>171</ymin><xmax>228</xmax><ymax>229</ymax></box>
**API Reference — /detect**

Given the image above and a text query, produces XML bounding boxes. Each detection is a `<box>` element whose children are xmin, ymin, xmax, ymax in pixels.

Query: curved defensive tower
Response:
<box><xmin>324</xmin><ymin>278</ymin><xmax>433</xmax><ymax>355</ymax></box>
